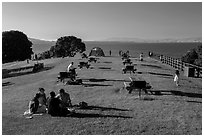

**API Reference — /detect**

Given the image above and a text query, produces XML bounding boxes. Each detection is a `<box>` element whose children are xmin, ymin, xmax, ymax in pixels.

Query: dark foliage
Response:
<box><xmin>2</xmin><ymin>30</ymin><xmax>33</xmax><ymax>63</ymax></box>
<box><xmin>181</xmin><ymin>45</ymin><xmax>202</xmax><ymax>66</ymax></box>
<box><xmin>52</xmin><ymin>36</ymin><xmax>86</xmax><ymax>57</ymax></box>
<box><xmin>40</xmin><ymin>51</ymin><xmax>51</xmax><ymax>59</ymax></box>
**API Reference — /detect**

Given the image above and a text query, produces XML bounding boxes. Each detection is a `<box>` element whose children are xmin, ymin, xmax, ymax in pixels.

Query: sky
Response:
<box><xmin>2</xmin><ymin>2</ymin><xmax>202</xmax><ymax>41</ymax></box>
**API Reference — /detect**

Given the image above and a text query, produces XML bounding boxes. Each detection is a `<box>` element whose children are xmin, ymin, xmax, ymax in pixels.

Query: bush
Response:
<box><xmin>181</xmin><ymin>45</ymin><xmax>202</xmax><ymax>66</ymax></box>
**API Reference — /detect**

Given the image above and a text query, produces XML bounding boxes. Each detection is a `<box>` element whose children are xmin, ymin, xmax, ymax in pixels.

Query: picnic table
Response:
<box><xmin>33</xmin><ymin>63</ymin><xmax>44</xmax><ymax>72</ymax></box>
<box><xmin>78</xmin><ymin>62</ymin><xmax>90</xmax><ymax>69</ymax></box>
<box><xmin>57</xmin><ymin>71</ymin><xmax>83</xmax><ymax>85</ymax></box>
<box><xmin>88</xmin><ymin>57</ymin><xmax>97</xmax><ymax>63</ymax></box>
<box><xmin>123</xmin><ymin>59</ymin><xmax>132</xmax><ymax>65</ymax></box>
<box><xmin>122</xmin><ymin>65</ymin><xmax>136</xmax><ymax>74</ymax></box>
<box><xmin>124</xmin><ymin>77</ymin><xmax>152</xmax><ymax>98</ymax></box>
<box><xmin>57</xmin><ymin>71</ymin><xmax>76</xmax><ymax>82</ymax></box>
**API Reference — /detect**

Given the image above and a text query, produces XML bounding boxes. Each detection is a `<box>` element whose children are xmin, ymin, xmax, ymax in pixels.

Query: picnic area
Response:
<box><xmin>2</xmin><ymin>56</ymin><xmax>202</xmax><ymax>135</ymax></box>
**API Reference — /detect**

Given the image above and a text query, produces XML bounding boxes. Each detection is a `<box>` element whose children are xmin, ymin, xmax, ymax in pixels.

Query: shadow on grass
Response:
<box><xmin>186</xmin><ymin>100</ymin><xmax>202</xmax><ymax>103</ymax></box>
<box><xmin>82</xmin><ymin>78</ymin><xmax>129</xmax><ymax>82</ymax></box>
<box><xmin>2</xmin><ymin>66</ymin><xmax>54</xmax><ymax>79</ymax></box>
<box><xmin>152</xmin><ymin>98</ymin><xmax>202</xmax><ymax>104</ymax></box>
<box><xmin>136</xmin><ymin>71</ymin><xmax>173</xmax><ymax>77</ymax></box>
<box><xmin>69</xmin><ymin>112</ymin><xmax>132</xmax><ymax>118</ymax></box>
<box><xmin>140</xmin><ymin>64</ymin><xmax>163</xmax><ymax>69</ymax></box>
<box><xmin>74</xmin><ymin>105</ymin><xmax>130</xmax><ymax>111</ymax></box>
<box><xmin>83</xmin><ymin>83</ymin><xmax>112</xmax><ymax>87</ymax></box>
<box><xmin>148</xmin><ymin>72</ymin><xmax>173</xmax><ymax>77</ymax></box>
<box><xmin>98</xmin><ymin>67</ymin><xmax>112</xmax><ymax>70</ymax></box>
<box><xmin>101</xmin><ymin>61</ymin><xmax>112</xmax><ymax>63</ymax></box>
<box><xmin>149</xmin><ymin>90</ymin><xmax>202</xmax><ymax>98</ymax></box>
<box><xmin>2</xmin><ymin>82</ymin><xmax>14</xmax><ymax>87</ymax></box>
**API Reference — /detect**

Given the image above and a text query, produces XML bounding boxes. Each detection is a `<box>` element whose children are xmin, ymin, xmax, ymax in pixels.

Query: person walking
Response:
<box><xmin>174</xmin><ymin>70</ymin><xmax>180</xmax><ymax>86</ymax></box>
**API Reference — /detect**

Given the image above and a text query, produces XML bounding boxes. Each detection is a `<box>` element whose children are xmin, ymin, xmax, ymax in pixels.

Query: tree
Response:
<box><xmin>40</xmin><ymin>51</ymin><xmax>51</xmax><ymax>59</ymax></box>
<box><xmin>53</xmin><ymin>36</ymin><xmax>86</xmax><ymax>57</ymax></box>
<box><xmin>194</xmin><ymin>45</ymin><xmax>202</xmax><ymax>66</ymax></box>
<box><xmin>181</xmin><ymin>45</ymin><xmax>202</xmax><ymax>66</ymax></box>
<box><xmin>49</xmin><ymin>46</ymin><xmax>55</xmax><ymax>57</ymax></box>
<box><xmin>2</xmin><ymin>30</ymin><xmax>33</xmax><ymax>63</ymax></box>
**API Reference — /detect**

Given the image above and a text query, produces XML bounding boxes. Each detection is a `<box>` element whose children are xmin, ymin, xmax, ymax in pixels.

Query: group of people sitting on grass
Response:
<box><xmin>24</xmin><ymin>88</ymin><xmax>74</xmax><ymax>117</ymax></box>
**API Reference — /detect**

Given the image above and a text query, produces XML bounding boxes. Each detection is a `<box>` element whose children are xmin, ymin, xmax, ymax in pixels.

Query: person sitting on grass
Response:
<box><xmin>24</xmin><ymin>93</ymin><xmax>40</xmax><ymax>116</ymax></box>
<box><xmin>47</xmin><ymin>91</ymin><xmax>69</xmax><ymax>117</ymax></box>
<box><xmin>37</xmin><ymin>88</ymin><xmax>47</xmax><ymax>113</ymax></box>
<box><xmin>56</xmin><ymin>89</ymin><xmax>72</xmax><ymax>108</ymax></box>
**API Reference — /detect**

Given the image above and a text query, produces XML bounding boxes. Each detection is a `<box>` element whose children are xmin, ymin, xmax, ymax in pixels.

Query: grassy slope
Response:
<box><xmin>2</xmin><ymin>56</ymin><xmax>202</xmax><ymax>135</ymax></box>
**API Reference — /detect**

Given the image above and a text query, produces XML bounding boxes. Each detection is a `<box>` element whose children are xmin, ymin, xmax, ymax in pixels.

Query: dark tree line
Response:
<box><xmin>2</xmin><ymin>30</ymin><xmax>86</xmax><ymax>62</ymax></box>
<box><xmin>2</xmin><ymin>30</ymin><xmax>33</xmax><ymax>63</ymax></box>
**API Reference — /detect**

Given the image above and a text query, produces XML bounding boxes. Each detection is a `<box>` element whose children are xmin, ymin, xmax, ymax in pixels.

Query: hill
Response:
<box><xmin>29</xmin><ymin>38</ymin><xmax>56</xmax><ymax>54</ymax></box>
<box><xmin>104</xmin><ymin>37</ymin><xmax>202</xmax><ymax>43</ymax></box>
<box><xmin>2</xmin><ymin>56</ymin><xmax>202</xmax><ymax>135</ymax></box>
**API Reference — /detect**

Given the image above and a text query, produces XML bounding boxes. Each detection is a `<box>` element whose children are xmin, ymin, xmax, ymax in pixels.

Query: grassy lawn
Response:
<box><xmin>2</xmin><ymin>56</ymin><xmax>202</xmax><ymax>135</ymax></box>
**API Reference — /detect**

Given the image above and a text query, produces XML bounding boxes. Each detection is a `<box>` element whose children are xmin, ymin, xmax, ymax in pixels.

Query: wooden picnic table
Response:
<box><xmin>124</xmin><ymin>77</ymin><xmax>152</xmax><ymax>98</ymax></box>
<box><xmin>123</xmin><ymin>59</ymin><xmax>132</xmax><ymax>65</ymax></box>
<box><xmin>78</xmin><ymin>61</ymin><xmax>90</xmax><ymax>69</ymax></box>
<box><xmin>88</xmin><ymin>57</ymin><xmax>97</xmax><ymax>63</ymax></box>
<box><xmin>122</xmin><ymin>65</ymin><xmax>136</xmax><ymax>74</ymax></box>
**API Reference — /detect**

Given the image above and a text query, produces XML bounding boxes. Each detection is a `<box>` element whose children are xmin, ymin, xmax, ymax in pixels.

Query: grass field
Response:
<box><xmin>2</xmin><ymin>56</ymin><xmax>202</xmax><ymax>135</ymax></box>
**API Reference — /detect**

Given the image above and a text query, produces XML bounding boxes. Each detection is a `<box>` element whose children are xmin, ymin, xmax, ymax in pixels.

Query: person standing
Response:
<box><xmin>140</xmin><ymin>53</ymin><xmax>143</xmax><ymax>61</ymax></box>
<box><xmin>174</xmin><ymin>70</ymin><xmax>180</xmax><ymax>86</ymax></box>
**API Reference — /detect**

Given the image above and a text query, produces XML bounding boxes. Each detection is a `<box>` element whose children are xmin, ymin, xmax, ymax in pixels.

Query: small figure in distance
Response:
<box><xmin>148</xmin><ymin>51</ymin><xmax>153</xmax><ymax>57</ymax></box>
<box><xmin>174</xmin><ymin>70</ymin><xmax>180</xmax><ymax>86</ymax></box>
<box><xmin>109</xmin><ymin>50</ymin><xmax>112</xmax><ymax>56</ymax></box>
<box><xmin>140</xmin><ymin>53</ymin><xmax>143</xmax><ymax>61</ymax></box>
<box><xmin>119</xmin><ymin>50</ymin><xmax>122</xmax><ymax>56</ymax></box>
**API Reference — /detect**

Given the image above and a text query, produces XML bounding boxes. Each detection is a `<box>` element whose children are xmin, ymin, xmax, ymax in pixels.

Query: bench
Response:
<box><xmin>78</xmin><ymin>62</ymin><xmax>90</xmax><ymax>69</ymax></box>
<box><xmin>88</xmin><ymin>57</ymin><xmax>97</xmax><ymax>63</ymax></box>
<box><xmin>123</xmin><ymin>59</ymin><xmax>132</xmax><ymax>65</ymax></box>
<box><xmin>121</xmin><ymin>53</ymin><xmax>130</xmax><ymax>60</ymax></box>
<box><xmin>122</xmin><ymin>65</ymin><xmax>136</xmax><ymax>74</ymax></box>
<box><xmin>33</xmin><ymin>63</ymin><xmax>44</xmax><ymax>72</ymax></box>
